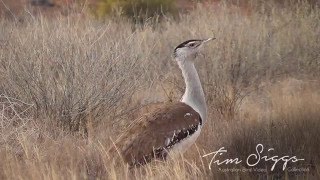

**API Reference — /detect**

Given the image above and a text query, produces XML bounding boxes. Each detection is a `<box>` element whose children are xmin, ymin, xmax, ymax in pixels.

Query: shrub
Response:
<box><xmin>94</xmin><ymin>0</ymin><xmax>177</xmax><ymax>21</ymax></box>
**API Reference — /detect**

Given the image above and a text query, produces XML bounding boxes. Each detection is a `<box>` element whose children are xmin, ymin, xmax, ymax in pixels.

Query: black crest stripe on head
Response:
<box><xmin>174</xmin><ymin>39</ymin><xmax>201</xmax><ymax>51</ymax></box>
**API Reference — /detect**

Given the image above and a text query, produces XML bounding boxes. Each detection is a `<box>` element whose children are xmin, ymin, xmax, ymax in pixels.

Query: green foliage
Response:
<box><xmin>95</xmin><ymin>0</ymin><xmax>176</xmax><ymax>20</ymax></box>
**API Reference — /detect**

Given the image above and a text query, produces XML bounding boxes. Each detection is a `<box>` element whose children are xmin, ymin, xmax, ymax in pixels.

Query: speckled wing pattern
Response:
<box><xmin>113</xmin><ymin>102</ymin><xmax>202</xmax><ymax>167</ymax></box>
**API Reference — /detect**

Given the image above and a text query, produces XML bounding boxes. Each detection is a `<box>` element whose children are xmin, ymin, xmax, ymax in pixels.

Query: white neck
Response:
<box><xmin>177</xmin><ymin>59</ymin><xmax>207</xmax><ymax>124</ymax></box>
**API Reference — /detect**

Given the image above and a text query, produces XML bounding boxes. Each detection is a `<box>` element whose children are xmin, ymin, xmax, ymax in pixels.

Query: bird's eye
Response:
<box><xmin>189</xmin><ymin>43</ymin><xmax>195</xmax><ymax>47</ymax></box>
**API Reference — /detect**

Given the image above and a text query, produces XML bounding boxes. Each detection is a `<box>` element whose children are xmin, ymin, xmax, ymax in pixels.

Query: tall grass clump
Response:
<box><xmin>0</xmin><ymin>17</ymin><xmax>148</xmax><ymax>133</ymax></box>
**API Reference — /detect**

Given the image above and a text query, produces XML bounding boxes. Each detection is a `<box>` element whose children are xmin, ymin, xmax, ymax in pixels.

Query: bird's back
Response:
<box><xmin>109</xmin><ymin>102</ymin><xmax>202</xmax><ymax>167</ymax></box>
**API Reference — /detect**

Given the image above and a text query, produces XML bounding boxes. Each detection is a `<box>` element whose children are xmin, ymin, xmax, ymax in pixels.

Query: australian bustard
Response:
<box><xmin>110</xmin><ymin>38</ymin><xmax>215</xmax><ymax>166</ymax></box>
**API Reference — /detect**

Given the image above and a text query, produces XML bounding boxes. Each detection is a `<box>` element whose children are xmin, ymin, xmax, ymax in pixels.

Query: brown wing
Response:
<box><xmin>112</xmin><ymin>102</ymin><xmax>202</xmax><ymax>166</ymax></box>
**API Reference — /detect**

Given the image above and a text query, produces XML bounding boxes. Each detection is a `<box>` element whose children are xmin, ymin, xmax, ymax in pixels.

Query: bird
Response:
<box><xmin>110</xmin><ymin>38</ymin><xmax>215</xmax><ymax>167</ymax></box>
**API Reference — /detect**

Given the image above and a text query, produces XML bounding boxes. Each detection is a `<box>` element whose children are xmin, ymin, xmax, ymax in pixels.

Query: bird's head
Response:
<box><xmin>173</xmin><ymin>38</ymin><xmax>215</xmax><ymax>61</ymax></box>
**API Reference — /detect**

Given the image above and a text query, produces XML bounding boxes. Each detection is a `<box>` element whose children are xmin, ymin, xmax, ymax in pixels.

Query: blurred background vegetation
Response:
<box><xmin>93</xmin><ymin>0</ymin><xmax>177</xmax><ymax>21</ymax></box>
<box><xmin>1</xmin><ymin>0</ymin><xmax>320</xmax><ymax>21</ymax></box>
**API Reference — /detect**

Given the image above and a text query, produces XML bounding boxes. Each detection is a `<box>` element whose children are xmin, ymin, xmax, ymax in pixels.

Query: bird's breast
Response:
<box><xmin>167</xmin><ymin>125</ymin><xmax>202</xmax><ymax>156</ymax></box>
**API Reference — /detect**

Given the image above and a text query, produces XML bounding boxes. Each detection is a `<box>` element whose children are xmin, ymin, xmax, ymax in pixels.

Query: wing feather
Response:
<box><xmin>112</xmin><ymin>102</ymin><xmax>202</xmax><ymax>166</ymax></box>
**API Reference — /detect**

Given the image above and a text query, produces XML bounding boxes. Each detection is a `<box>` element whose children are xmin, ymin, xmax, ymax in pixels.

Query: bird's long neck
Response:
<box><xmin>177</xmin><ymin>60</ymin><xmax>207</xmax><ymax>124</ymax></box>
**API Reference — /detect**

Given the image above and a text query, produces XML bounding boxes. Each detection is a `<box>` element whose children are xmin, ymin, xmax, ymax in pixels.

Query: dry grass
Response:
<box><xmin>0</xmin><ymin>1</ymin><xmax>319</xmax><ymax>179</ymax></box>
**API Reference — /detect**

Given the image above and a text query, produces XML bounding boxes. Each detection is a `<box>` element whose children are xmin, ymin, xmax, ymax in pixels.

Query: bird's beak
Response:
<box><xmin>197</xmin><ymin>38</ymin><xmax>215</xmax><ymax>57</ymax></box>
<box><xmin>202</xmin><ymin>37</ymin><xmax>216</xmax><ymax>43</ymax></box>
